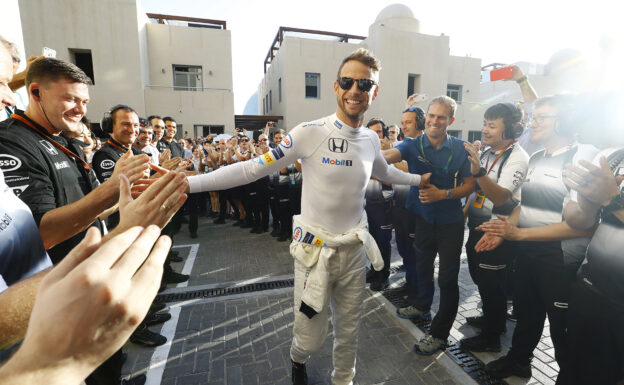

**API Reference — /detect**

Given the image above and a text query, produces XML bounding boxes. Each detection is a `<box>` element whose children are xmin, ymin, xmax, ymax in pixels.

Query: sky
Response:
<box><xmin>140</xmin><ymin>0</ymin><xmax>622</xmax><ymax>114</ymax></box>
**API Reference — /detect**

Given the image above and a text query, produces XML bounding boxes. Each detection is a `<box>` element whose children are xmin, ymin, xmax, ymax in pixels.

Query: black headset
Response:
<box><xmin>101</xmin><ymin>104</ymin><xmax>131</xmax><ymax>134</ymax></box>
<box><xmin>498</xmin><ymin>103</ymin><xmax>524</xmax><ymax>140</ymax></box>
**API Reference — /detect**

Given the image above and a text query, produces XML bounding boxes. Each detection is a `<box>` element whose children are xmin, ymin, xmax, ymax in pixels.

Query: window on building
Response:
<box><xmin>265</xmin><ymin>94</ymin><xmax>269</xmax><ymax>114</ymax></box>
<box><xmin>173</xmin><ymin>65</ymin><xmax>203</xmax><ymax>91</ymax></box>
<box><xmin>468</xmin><ymin>131</ymin><xmax>482</xmax><ymax>142</ymax></box>
<box><xmin>69</xmin><ymin>49</ymin><xmax>94</xmax><ymax>84</ymax></box>
<box><xmin>446</xmin><ymin>84</ymin><xmax>462</xmax><ymax>103</ymax></box>
<box><xmin>407</xmin><ymin>73</ymin><xmax>421</xmax><ymax>98</ymax></box>
<box><xmin>278</xmin><ymin>78</ymin><xmax>282</xmax><ymax>103</ymax></box>
<box><xmin>447</xmin><ymin>130</ymin><xmax>461</xmax><ymax>139</ymax></box>
<box><xmin>305</xmin><ymin>73</ymin><xmax>320</xmax><ymax>99</ymax></box>
<box><xmin>269</xmin><ymin>90</ymin><xmax>272</xmax><ymax>111</ymax></box>
<box><xmin>194</xmin><ymin>125</ymin><xmax>224</xmax><ymax>137</ymax></box>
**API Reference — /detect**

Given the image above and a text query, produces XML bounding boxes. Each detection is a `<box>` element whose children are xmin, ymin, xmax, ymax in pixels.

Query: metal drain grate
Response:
<box><xmin>380</xmin><ymin>265</ymin><xmax>508</xmax><ymax>385</ymax></box>
<box><xmin>156</xmin><ymin>278</ymin><xmax>294</xmax><ymax>303</ymax></box>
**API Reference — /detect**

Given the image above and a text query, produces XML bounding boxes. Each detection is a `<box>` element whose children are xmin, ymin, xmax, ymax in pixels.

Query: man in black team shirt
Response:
<box><xmin>0</xmin><ymin>57</ymin><xmax>149</xmax><ymax>263</ymax></box>
<box><xmin>0</xmin><ymin>57</ymin><xmax>151</xmax><ymax>385</ymax></box>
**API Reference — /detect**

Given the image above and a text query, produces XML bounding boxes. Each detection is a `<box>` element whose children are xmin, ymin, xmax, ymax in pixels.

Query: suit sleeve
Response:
<box><xmin>370</xmin><ymin>133</ymin><xmax>421</xmax><ymax>186</ymax></box>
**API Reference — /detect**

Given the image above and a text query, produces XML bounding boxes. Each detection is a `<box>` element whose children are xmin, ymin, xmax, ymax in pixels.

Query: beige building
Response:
<box><xmin>259</xmin><ymin>4</ymin><xmax>483</xmax><ymax>140</ymax></box>
<box><xmin>10</xmin><ymin>0</ymin><xmax>235</xmax><ymax>137</ymax></box>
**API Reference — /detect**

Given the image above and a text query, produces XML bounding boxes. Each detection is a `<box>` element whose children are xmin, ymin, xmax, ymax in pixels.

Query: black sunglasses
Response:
<box><xmin>239</xmin><ymin>138</ymin><xmax>249</xmax><ymax>142</ymax></box>
<box><xmin>337</xmin><ymin>77</ymin><xmax>376</xmax><ymax>92</ymax></box>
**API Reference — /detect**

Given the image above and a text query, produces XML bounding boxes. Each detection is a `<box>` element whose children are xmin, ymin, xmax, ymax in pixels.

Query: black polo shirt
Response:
<box><xmin>158</xmin><ymin>139</ymin><xmax>185</xmax><ymax>159</ymax></box>
<box><xmin>0</xmin><ymin>111</ymin><xmax>103</xmax><ymax>264</ymax></box>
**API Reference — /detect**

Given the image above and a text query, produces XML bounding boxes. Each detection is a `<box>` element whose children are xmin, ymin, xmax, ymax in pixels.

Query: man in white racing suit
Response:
<box><xmin>182</xmin><ymin>49</ymin><xmax>430</xmax><ymax>385</ymax></box>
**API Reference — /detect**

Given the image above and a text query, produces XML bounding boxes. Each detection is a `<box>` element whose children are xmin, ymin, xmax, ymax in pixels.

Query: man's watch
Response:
<box><xmin>472</xmin><ymin>167</ymin><xmax>487</xmax><ymax>178</ymax></box>
<box><xmin>605</xmin><ymin>188</ymin><xmax>624</xmax><ymax>212</ymax></box>
<box><xmin>446</xmin><ymin>189</ymin><xmax>453</xmax><ymax>200</ymax></box>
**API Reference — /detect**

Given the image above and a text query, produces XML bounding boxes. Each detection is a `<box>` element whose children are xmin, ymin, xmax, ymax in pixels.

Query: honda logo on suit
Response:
<box><xmin>328</xmin><ymin>138</ymin><xmax>348</xmax><ymax>153</ymax></box>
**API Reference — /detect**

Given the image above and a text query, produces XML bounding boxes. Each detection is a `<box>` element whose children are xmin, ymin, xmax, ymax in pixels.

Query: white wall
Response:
<box><xmin>19</xmin><ymin>0</ymin><xmax>147</xmax><ymax>120</ymax></box>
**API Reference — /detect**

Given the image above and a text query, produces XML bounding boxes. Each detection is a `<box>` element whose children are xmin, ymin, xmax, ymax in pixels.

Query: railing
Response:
<box><xmin>145</xmin><ymin>85</ymin><xmax>232</xmax><ymax>92</ymax></box>
<box><xmin>264</xmin><ymin>26</ymin><xmax>366</xmax><ymax>73</ymax></box>
<box><xmin>146</xmin><ymin>13</ymin><xmax>227</xmax><ymax>30</ymax></box>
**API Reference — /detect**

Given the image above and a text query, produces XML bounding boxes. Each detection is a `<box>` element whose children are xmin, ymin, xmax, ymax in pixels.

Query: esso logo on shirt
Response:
<box><xmin>281</xmin><ymin>134</ymin><xmax>293</xmax><ymax>149</ymax></box>
<box><xmin>100</xmin><ymin>159</ymin><xmax>115</xmax><ymax>170</ymax></box>
<box><xmin>293</xmin><ymin>226</ymin><xmax>303</xmax><ymax>241</ymax></box>
<box><xmin>0</xmin><ymin>154</ymin><xmax>22</xmax><ymax>172</ymax></box>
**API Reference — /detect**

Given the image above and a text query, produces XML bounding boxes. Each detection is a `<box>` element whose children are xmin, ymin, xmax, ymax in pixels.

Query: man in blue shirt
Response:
<box><xmin>384</xmin><ymin>96</ymin><xmax>474</xmax><ymax>355</ymax></box>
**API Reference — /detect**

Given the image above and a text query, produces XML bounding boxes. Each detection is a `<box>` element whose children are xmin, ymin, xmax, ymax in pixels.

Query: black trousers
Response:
<box><xmin>186</xmin><ymin>192</ymin><xmax>202</xmax><ymax>234</ymax></box>
<box><xmin>268</xmin><ymin>184</ymin><xmax>279</xmax><ymax>229</ymax></box>
<box><xmin>508</xmin><ymin>241</ymin><xmax>576</xmax><ymax>384</ymax></box>
<box><xmin>242</xmin><ymin>182</ymin><xmax>256</xmax><ymax>226</ymax></box>
<box><xmin>465</xmin><ymin>228</ymin><xmax>512</xmax><ymax>337</ymax></box>
<box><xmin>252</xmin><ymin>177</ymin><xmax>270</xmax><ymax>230</ymax></box>
<box><xmin>277</xmin><ymin>184</ymin><xmax>291</xmax><ymax>235</ymax></box>
<box><xmin>365</xmin><ymin>199</ymin><xmax>393</xmax><ymax>281</ymax></box>
<box><xmin>567</xmin><ymin>277</ymin><xmax>624</xmax><ymax>385</ymax></box>
<box><xmin>412</xmin><ymin>215</ymin><xmax>464</xmax><ymax>340</ymax></box>
<box><xmin>392</xmin><ymin>203</ymin><xmax>416</xmax><ymax>293</ymax></box>
<box><xmin>85</xmin><ymin>349</ymin><xmax>123</xmax><ymax>385</ymax></box>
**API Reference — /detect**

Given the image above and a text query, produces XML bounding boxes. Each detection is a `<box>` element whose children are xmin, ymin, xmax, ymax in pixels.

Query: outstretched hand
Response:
<box><xmin>3</xmin><ymin>225</ymin><xmax>170</xmax><ymax>385</ymax></box>
<box><xmin>475</xmin><ymin>215</ymin><xmax>520</xmax><ymax>240</ymax></box>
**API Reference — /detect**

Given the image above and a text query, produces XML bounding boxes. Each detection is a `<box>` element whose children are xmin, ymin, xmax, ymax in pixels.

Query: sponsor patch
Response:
<box><xmin>262</xmin><ymin>147</ymin><xmax>285</xmax><ymax>165</ymax></box>
<box><xmin>328</xmin><ymin>138</ymin><xmax>348</xmax><ymax>153</ymax></box>
<box><xmin>252</xmin><ymin>156</ymin><xmax>265</xmax><ymax>165</ymax></box>
<box><xmin>100</xmin><ymin>159</ymin><xmax>115</xmax><ymax>170</ymax></box>
<box><xmin>293</xmin><ymin>226</ymin><xmax>303</xmax><ymax>241</ymax></box>
<box><xmin>54</xmin><ymin>161</ymin><xmax>70</xmax><ymax>170</ymax></box>
<box><xmin>0</xmin><ymin>213</ymin><xmax>14</xmax><ymax>231</ymax></box>
<box><xmin>39</xmin><ymin>140</ymin><xmax>58</xmax><ymax>155</ymax></box>
<box><xmin>10</xmin><ymin>185</ymin><xmax>29</xmax><ymax>196</ymax></box>
<box><xmin>321</xmin><ymin>157</ymin><xmax>352</xmax><ymax>167</ymax></box>
<box><xmin>0</xmin><ymin>154</ymin><xmax>22</xmax><ymax>172</ymax></box>
<box><xmin>280</xmin><ymin>134</ymin><xmax>293</xmax><ymax>149</ymax></box>
<box><xmin>333</xmin><ymin>120</ymin><xmax>343</xmax><ymax>129</ymax></box>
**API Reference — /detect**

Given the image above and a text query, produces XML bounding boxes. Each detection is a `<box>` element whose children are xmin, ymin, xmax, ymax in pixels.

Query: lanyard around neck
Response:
<box><xmin>485</xmin><ymin>142</ymin><xmax>514</xmax><ymax>175</ymax></box>
<box><xmin>107</xmin><ymin>138</ymin><xmax>130</xmax><ymax>153</ymax></box>
<box><xmin>11</xmin><ymin>113</ymin><xmax>91</xmax><ymax>172</ymax></box>
<box><xmin>419</xmin><ymin>134</ymin><xmax>453</xmax><ymax>171</ymax></box>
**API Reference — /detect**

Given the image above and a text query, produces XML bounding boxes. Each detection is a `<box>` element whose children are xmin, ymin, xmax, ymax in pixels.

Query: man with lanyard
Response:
<box><xmin>383</xmin><ymin>95</ymin><xmax>475</xmax><ymax>355</ymax></box>
<box><xmin>173</xmin><ymin>48</ymin><xmax>430</xmax><ymax>385</ymax></box>
<box><xmin>476</xmin><ymin>95</ymin><xmax>598</xmax><ymax>382</ymax></box>
<box><xmin>0</xmin><ymin>57</ymin><xmax>149</xmax><ymax>264</ymax></box>
<box><xmin>562</xmin><ymin>139</ymin><xmax>624</xmax><ymax>385</ymax></box>
<box><xmin>460</xmin><ymin>103</ymin><xmax>529</xmax><ymax>353</ymax></box>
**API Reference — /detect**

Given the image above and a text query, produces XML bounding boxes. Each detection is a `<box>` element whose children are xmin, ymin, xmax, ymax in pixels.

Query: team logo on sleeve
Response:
<box><xmin>280</xmin><ymin>134</ymin><xmax>293</xmax><ymax>149</ymax></box>
<box><xmin>262</xmin><ymin>147</ymin><xmax>285</xmax><ymax>165</ymax></box>
<box><xmin>293</xmin><ymin>227</ymin><xmax>303</xmax><ymax>241</ymax></box>
<box><xmin>0</xmin><ymin>154</ymin><xmax>22</xmax><ymax>172</ymax></box>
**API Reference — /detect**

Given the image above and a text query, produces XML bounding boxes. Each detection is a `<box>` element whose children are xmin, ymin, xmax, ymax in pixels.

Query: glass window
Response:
<box><xmin>447</xmin><ymin>130</ymin><xmax>461</xmax><ymax>139</ymax></box>
<box><xmin>305</xmin><ymin>73</ymin><xmax>320</xmax><ymax>99</ymax></box>
<box><xmin>446</xmin><ymin>84</ymin><xmax>462</xmax><ymax>103</ymax></box>
<box><xmin>278</xmin><ymin>78</ymin><xmax>282</xmax><ymax>103</ymax></box>
<box><xmin>468</xmin><ymin>131</ymin><xmax>482</xmax><ymax>142</ymax></box>
<box><xmin>173</xmin><ymin>65</ymin><xmax>203</xmax><ymax>91</ymax></box>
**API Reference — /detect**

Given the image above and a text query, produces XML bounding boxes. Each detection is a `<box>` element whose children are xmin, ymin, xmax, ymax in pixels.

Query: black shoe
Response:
<box><xmin>232</xmin><ymin>220</ymin><xmax>244</xmax><ymax>227</ymax></box>
<box><xmin>291</xmin><ymin>360</ymin><xmax>308</xmax><ymax>385</ymax></box>
<box><xmin>167</xmin><ymin>252</ymin><xmax>183</xmax><ymax>263</ymax></box>
<box><xmin>129</xmin><ymin>326</ymin><xmax>167</xmax><ymax>347</ymax></box>
<box><xmin>213</xmin><ymin>218</ymin><xmax>225</xmax><ymax>224</ymax></box>
<box><xmin>121</xmin><ymin>374</ymin><xmax>146</xmax><ymax>385</ymax></box>
<box><xmin>365</xmin><ymin>268</ymin><xmax>376</xmax><ymax>284</ymax></box>
<box><xmin>466</xmin><ymin>315</ymin><xmax>485</xmax><ymax>328</ymax></box>
<box><xmin>466</xmin><ymin>315</ymin><xmax>506</xmax><ymax>333</ymax></box>
<box><xmin>277</xmin><ymin>233</ymin><xmax>290</xmax><ymax>242</ymax></box>
<box><xmin>241</xmin><ymin>222</ymin><xmax>253</xmax><ymax>228</ymax></box>
<box><xmin>460</xmin><ymin>333</ymin><xmax>501</xmax><ymax>352</ymax></box>
<box><xmin>260</xmin><ymin>227</ymin><xmax>269</xmax><ymax>233</ymax></box>
<box><xmin>507</xmin><ymin>308</ymin><xmax>517</xmax><ymax>322</ymax></box>
<box><xmin>144</xmin><ymin>311</ymin><xmax>172</xmax><ymax>326</ymax></box>
<box><xmin>190</xmin><ymin>232</ymin><xmax>198</xmax><ymax>238</ymax></box>
<box><xmin>165</xmin><ymin>270</ymin><xmax>189</xmax><ymax>284</ymax></box>
<box><xmin>250</xmin><ymin>227</ymin><xmax>261</xmax><ymax>234</ymax></box>
<box><xmin>386</xmin><ymin>282</ymin><xmax>409</xmax><ymax>296</ymax></box>
<box><xmin>370</xmin><ymin>279</ymin><xmax>389</xmax><ymax>292</ymax></box>
<box><xmin>485</xmin><ymin>355</ymin><xmax>532</xmax><ymax>379</ymax></box>
<box><xmin>150</xmin><ymin>302</ymin><xmax>167</xmax><ymax>313</ymax></box>
<box><xmin>270</xmin><ymin>229</ymin><xmax>281</xmax><ymax>237</ymax></box>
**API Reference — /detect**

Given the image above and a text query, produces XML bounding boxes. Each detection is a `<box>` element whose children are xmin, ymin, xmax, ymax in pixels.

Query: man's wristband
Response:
<box><xmin>516</xmin><ymin>75</ymin><xmax>528</xmax><ymax>84</ymax></box>
<box><xmin>446</xmin><ymin>189</ymin><xmax>452</xmax><ymax>200</ymax></box>
<box><xmin>472</xmin><ymin>167</ymin><xmax>487</xmax><ymax>178</ymax></box>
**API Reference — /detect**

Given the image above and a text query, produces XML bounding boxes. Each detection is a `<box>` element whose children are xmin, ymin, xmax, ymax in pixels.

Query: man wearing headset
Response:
<box><xmin>0</xmin><ymin>58</ymin><xmax>149</xmax><ymax>264</ymax></box>
<box><xmin>460</xmin><ymin>103</ymin><xmax>529</xmax><ymax>353</ymax></box>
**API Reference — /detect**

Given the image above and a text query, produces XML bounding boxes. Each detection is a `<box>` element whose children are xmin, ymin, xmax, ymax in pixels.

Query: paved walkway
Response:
<box><xmin>121</xmin><ymin>215</ymin><xmax>558</xmax><ymax>385</ymax></box>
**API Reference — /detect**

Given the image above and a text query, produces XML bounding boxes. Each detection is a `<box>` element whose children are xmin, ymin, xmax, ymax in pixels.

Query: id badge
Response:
<box><xmin>472</xmin><ymin>193</ymin><xmax>485</xmax><ymax>208</ymax></box>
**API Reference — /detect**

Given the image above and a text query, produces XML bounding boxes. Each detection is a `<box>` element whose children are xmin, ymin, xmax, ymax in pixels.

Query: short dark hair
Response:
<box><xmin>110</xmin><ymin>105</ymin><xmax>137</xmax><ymax>125</ymax></box>
<box><xmin>337</xmin><ymin>48</ymin><xmax>381</xmax><ymax>79</ymax></box>
<box><xmin>25</xmin><ymin>57</ymin><xmax>92</xmax><ymax>88</ymax></box>
<box><xmin>366</xmin><ymin>118</ymin><xmax>385</xmax><ymax>129</ymax></box>
<box><xmin>484</xmin><ymin>103</ymin><xmax>523</xmax><ymax>139</ymax></box>
<box><xmin>147</xmin><ymin>115</ymin><xmax>162</xmax><ymax>122</ymax></box>
<box><xmin>163</xmin><ymin>116</ymin><xmax>176</xmax><ymax>124</ymax></box>
<box><xmin>273</xmin><ymin>129</ymin><xmax>286</xmax><ymax>137</ymax></box>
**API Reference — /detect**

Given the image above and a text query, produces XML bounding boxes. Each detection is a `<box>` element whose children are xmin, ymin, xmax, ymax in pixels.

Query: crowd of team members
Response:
<box><xmin>1</xmin><ymin>37</ymin><xmax>623</xmax><ymax>385</ymax></box>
